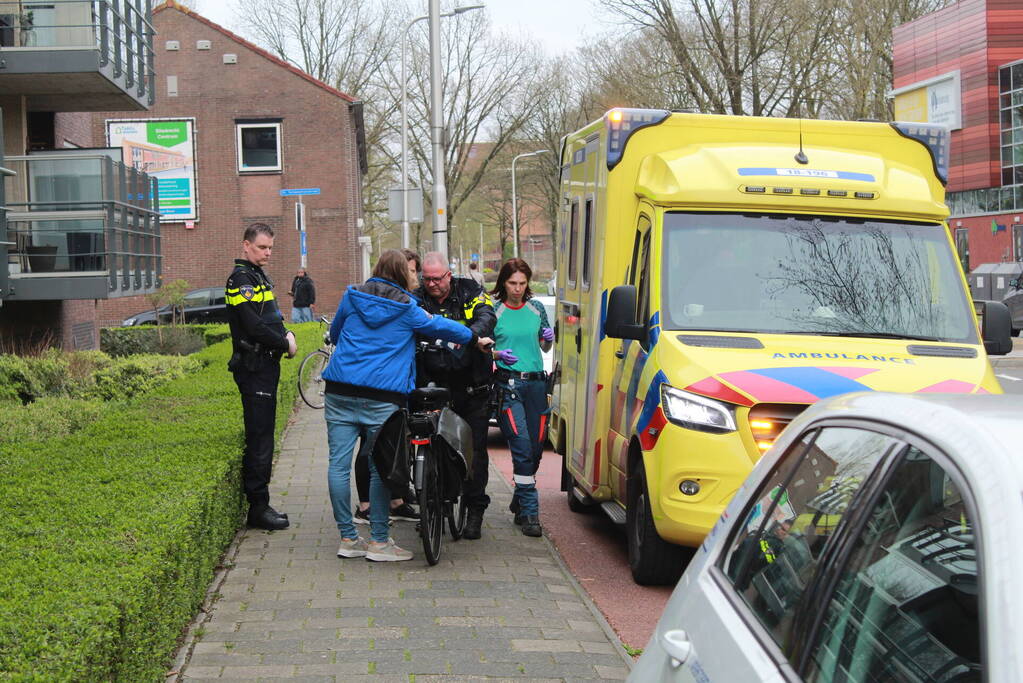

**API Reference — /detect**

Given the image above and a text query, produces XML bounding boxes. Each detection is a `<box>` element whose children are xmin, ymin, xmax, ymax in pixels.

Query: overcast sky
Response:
<box><xmin>193</xmin><ymin>0</ymin><xmax>609</xmax><ymax>57</ymax></box>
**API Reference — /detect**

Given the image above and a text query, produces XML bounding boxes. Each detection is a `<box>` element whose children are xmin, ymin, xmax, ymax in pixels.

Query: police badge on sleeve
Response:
<box><xmin>240</xmin><ymin>285</ymin><xmax>255</xmax><ymax>301</ymax></box>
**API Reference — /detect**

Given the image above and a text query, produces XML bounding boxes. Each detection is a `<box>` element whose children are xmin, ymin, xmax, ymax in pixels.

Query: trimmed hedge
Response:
<box><xmin>0</xmin><ymin>325</ymin><xmax>322</xmax><ymax>681</ymax></box>
<box><xmin>99</xmin><ymin>325</ymin><xmax>226</xmax><ymax>357</ymax></box>
<box><xmin>0</xmin><ymin>351</ymin><xmax>201</xmax><ymax>406</ymax></box>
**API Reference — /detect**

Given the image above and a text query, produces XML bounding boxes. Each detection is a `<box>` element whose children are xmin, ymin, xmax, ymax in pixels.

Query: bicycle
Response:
<box><xmin>298</xmin><ymin>316</ymin><xmax>332</xmax><ymax>409</ymax></box>
<box><xmin>405</xmin><ymin>383</ymin><xmax>471</xmax><ymax>565</ymax></box>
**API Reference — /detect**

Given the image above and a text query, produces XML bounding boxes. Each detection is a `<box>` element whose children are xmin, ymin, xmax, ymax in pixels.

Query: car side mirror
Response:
<box><xmin>605</xmin><ymin>285</ymin><xmax>645</xmax><ymax>341</ymax></box>
<box><xmin>975</xmin><ymin>300</ymin><xmax>1013</xmax><ymax>355</ymax></box>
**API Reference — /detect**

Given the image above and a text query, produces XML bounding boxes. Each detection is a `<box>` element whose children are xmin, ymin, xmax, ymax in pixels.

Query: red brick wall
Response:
<box><xmin>893</xmin><ymin>0</ymin><xmax>1023</xmax><ymax>193</ymax></box>
<box><xmin>91</xmin><ymin>5</ymin><xmax>365</xmax><ymax>326</ymax></box>
<box><xmin>53</xmin><ymin>112</ymin><xmax>95</xmax><ymax>148</ymax></box>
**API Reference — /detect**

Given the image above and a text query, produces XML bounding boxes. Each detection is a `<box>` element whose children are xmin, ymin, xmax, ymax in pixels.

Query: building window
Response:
<box><xmin>236</xmin><ymin>122</ymin><xmax>281</xmax><ymax>172</ymax></box>
<box><xmin>955</xmin><ymin>227</ymin><xmax>970</xmax><ymax>272</ymax></box>
<box><xmin>998</xmin><ymin>61</ymin><xmax>1023</xmax><ymax>192</ymax></box>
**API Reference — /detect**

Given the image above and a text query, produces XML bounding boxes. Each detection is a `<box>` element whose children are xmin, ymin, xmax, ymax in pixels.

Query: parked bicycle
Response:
<box><xmin>372</xmin><ymin>379</ymin><xmax>471</xmax><ymax>565</ymax></box>
<box><xmin>298</xmin><ymin>316</ymin><xmax>332</xmax><ymax>409</ymax></box>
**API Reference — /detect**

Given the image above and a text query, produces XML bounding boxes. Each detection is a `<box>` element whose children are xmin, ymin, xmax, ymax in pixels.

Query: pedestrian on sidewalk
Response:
<box><xmin>225</xmin><ymin>222</ymin><xmax>297</xmax><ymax>531</ymax></box>
<box><xmin>489</xmin><ymin>258</ymin><xmax>553</xmax><ymax>537</ymax></box>
<box><xmin>288</xmin><ymin>268</ymin><xmax>316</xmax><ymax>323</ymax></box>
<box><xmin>321</xmin><ymin>249</ymin><xmax>487</xmax><ymax>562</ymax></box>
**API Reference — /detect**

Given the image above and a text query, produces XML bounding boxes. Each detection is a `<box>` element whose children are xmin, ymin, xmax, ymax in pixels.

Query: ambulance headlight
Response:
<box><xmin>660</xmin><ymin>385</ymin><xmax>736</xmax><ymax>433</ymax></box>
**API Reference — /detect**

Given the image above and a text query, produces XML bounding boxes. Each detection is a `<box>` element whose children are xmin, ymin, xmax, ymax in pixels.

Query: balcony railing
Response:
<box><xmin>2</xmin><ymin>150</ymin><xmax>161</xmax><ymax>301</ymax></box>
<box><xmin>0</xmin><ymin>0</ymin><xmax>155</xmax><ymax>109</ymax></box>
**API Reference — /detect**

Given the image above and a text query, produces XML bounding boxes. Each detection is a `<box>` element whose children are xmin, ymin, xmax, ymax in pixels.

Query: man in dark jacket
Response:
<box><xmin>226</xmin><ymin>223</ymin><xmax>297</xmax><ymax>531</ymax></box>
<box><xmin>289</xmin><ymin>268</ymin><xmax>316</xmax><ymax>323</ymax></box>
<box><xmin>415</xmin><ymin>251</ymin><xmax>497</xmax><ymax>539</ymax></box>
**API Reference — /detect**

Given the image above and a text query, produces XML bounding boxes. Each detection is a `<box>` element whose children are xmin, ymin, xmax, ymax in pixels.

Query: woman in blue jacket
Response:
<box><xmin>322</xmin><ymin>249</ymin><xmax>488</xmax><ymax>562</ymax></box>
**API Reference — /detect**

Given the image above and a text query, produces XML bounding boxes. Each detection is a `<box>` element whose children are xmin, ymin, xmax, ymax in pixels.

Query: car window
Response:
<box><xmin>803</xmin><ymin>447</ymin><xmax>981</xmax><ymax>683</ymax></box>
<box><xmin>183</xmin><ymin>290</ymin><xmax>210</xmax><ymax>308</ymax></box>
<box><xmin>210</xmin><ymin>287</ymin><xmax>226</xmax><ymax>306</ymax></box>
<box><xmin>722</xmin><ymin>426</ymin><xmax>902</xmax><ymax>654</ymax></box>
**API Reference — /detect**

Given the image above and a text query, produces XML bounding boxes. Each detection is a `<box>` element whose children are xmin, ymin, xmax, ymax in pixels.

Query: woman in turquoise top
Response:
<box><xmin>489</xmin><ymin>258</ymin><xmax>553</xmax><ymax>537</ymax></box>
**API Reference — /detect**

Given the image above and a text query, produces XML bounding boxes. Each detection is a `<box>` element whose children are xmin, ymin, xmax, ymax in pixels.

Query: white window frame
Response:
<box><xmin>236</xmin><ymin>122</ymin><xmax>282</xmax><ymax>173</ymax></box>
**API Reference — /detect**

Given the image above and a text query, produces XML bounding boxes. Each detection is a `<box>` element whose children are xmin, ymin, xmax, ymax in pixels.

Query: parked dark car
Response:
<box><xmin>1004</xmin><ymin>277</ymin><xmax>1023</xmax><ymax>336</ymax></box>
<box><xmin>121</xmin><ymin>287</ymin><xmax>228</xmax><ymax>326</ymax></box>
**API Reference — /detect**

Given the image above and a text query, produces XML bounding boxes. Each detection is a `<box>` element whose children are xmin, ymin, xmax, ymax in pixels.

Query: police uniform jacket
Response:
<box><xmin>415</xmin><ymin>276</ymin><xmax>496</xmax><ymax>389</ymax></box>
<box><xmin>226</xmin><ymin>259</ymin><xmax>290</xmax><ymax>358</ymax></box>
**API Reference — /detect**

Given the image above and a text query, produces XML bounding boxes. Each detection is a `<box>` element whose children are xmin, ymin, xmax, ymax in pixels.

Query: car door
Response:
<box><xmin>635</xmin><ymin>425</ymin><xmax>905</xmax><ymax>682</ymax></box>
<box><xmin>181</xmin><ymin>289</ymin><xmax>212</xmax><ymax>323</ymax></box>
<box><xmin>208</xmin><ymin>287</ymin><xmax>229</xmax><ymax>323</ymax></box>
<box><xmin>799</xmin><ymin>444</ymin><xmax>985</xmax><ymax>682</ymax></box>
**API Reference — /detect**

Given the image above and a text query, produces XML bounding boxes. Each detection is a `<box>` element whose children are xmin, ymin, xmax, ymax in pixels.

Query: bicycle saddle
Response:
<box><xmin>410</xmin><ymin>385</ymin><xmax>450</xmax><ymax>410</ymax></box>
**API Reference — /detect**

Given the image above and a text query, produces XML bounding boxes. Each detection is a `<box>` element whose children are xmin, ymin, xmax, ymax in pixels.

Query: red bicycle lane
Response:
<box><xmin>486</xmin><ymin>429</ymin><xmax>672</xmax><ymax>653</ymax></box>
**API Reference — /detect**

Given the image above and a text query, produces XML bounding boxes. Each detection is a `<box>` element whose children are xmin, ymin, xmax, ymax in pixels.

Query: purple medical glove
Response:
<box><xmin>541</xmin><ymin>327</ymin><xmax>554</xmax><ymax>342</ymax></box>
<box><xmin>496</xmin><ymin>349</ymin><xmax>519</xmax><ymax>365</ymax></box>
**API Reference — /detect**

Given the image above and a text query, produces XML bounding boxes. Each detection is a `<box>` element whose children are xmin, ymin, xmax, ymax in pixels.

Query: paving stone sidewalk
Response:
<box><xmin>173</xmin><ymin>399</ymin><xmax>632</xmax><ymax>682</ymax></box>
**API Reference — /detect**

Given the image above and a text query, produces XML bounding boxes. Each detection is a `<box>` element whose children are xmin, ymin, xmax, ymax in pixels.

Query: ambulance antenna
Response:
<box><xmin>795</xmin><ymin>118</ymin><xmax>809</xmax><ymax>165</ymax></box>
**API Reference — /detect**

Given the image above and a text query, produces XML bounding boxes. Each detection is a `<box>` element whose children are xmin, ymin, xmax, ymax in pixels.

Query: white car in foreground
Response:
<box><xmin>631</xmin><ymin>392</ymin><xmax>1023</xmax><ymax>683</ymax></box>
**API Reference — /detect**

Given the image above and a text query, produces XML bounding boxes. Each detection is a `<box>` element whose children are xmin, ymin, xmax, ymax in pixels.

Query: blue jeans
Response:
<box><xmin>292</xmin><ymin>306</ymin><xmax>313</xmax><ymax>323</ymax></box>
<box><xmin>325</xmin><ymin>393</ymin><xmax>397</xmax><ymax>543</ymax></box>
<box><xmin>496</xmin><ymin>377</ymin><xmax>549</xmax><ymax>516</ymax></box>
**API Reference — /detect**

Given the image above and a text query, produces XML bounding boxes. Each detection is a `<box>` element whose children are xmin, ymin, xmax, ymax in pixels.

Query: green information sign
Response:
<box><xmin>147</xmin><ymin>121</ymin><xmax>188</xmax><ymax>148</ymax></box>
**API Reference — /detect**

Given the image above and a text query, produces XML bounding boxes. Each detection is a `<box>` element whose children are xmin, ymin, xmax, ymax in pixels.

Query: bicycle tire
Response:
<box><xmin>448</xmin><ymin>494</ymin><xmax>467</xmax><ymax>540</ymax></box>
<box><xmin>298</xmin><ymin>349</ymin><xmax>330</xmax><ymax>409</ymax></box>
<box><xmin>418</xmin><ymin>444</ymin><xmax>443</xmax><ymax>565</ymax></box>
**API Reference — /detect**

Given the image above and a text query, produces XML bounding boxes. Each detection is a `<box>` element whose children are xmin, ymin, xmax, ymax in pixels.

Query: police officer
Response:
<box><xmin>226</xmin><ymin>223</ymin><xmax>297</xmax><ymax>531</ymax></box>
<box><xmin>415</xmin><ymin>252</ymin><xmax>497</xmax><ymax>540</ymax></box>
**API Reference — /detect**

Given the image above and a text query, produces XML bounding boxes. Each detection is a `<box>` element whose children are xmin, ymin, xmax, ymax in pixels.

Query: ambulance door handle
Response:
<box><xmin>615</xmin><ymin>347</ymin><xmax>624</xmax><ymax>359</ymax></box>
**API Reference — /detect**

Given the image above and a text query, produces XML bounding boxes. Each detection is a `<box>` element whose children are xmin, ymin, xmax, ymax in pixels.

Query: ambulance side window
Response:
<box><xmin>568</xmin><ymin>198</ymin><xmax>579</xmax><ymax>289</ymax></box>
<box><xmin>636</xmin><ymin>229</ymin><xmax>651</xmax><ymax>343</ymax></box>
<box><xmin>582</xmin><ymin>197</ymin><xmax>594</xmax><ymax>291</ymax></box>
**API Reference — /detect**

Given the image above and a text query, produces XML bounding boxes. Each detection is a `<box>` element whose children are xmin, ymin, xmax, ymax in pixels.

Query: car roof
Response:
<box><xmin>782</xmin><ymin>392</ymin><xmax>1023</xmax><ymax>492</ymax></box>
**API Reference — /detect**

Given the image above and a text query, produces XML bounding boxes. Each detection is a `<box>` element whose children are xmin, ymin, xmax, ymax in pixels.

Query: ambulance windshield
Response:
<box><xmin>662</xmin><ymin>212</ymin><xmax>978</xmax><ymax>344</ymax></box>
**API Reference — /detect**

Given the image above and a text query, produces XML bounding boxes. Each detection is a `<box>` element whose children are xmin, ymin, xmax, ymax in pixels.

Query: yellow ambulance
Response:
<box><xmin>548</xmin><ymin>109</ymin><xmax>1013</xmax><ymax>585</ymax></box>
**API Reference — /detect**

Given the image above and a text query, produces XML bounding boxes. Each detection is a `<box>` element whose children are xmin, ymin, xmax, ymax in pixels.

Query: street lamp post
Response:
<box><xmin>400</xmin><ymin>4</ymin><xmax>484</xmax><ymax>249</ymax></box>
<box><xmin>511</xmin><ymin>149</ymin><xmax>549</xmax><ymax>259</ymax></box>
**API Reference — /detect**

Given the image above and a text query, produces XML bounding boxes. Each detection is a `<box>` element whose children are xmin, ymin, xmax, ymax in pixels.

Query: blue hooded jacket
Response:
<box><xmin>322</xmin><ymin>278</ymin><xmax>473</xmax><ymax>401</ymax></box>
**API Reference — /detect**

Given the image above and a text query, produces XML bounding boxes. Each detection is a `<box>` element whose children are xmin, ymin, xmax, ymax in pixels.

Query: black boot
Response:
<box><xmin>266</xmin><ymin>505</ymin><xmax>288</xmax><ymax>521</ymax></box>
<box><xmin>521</xmin><ymin>515</ymin><xmax>542</xmax><ymax>537</ymax></box>
<box><xmin>463</xmin><ymin>508</ymin><xmax>484</xmax><ymax>540</ymax></box>
<box><xmin>509</xmin><ymin>497</ymin><xmax>522</xmax><ymax>525</ymax></box>
<box><xmin>248</xmin><ymin>505</ymin><xmax>289</xmax><ymax>530</ymax></box>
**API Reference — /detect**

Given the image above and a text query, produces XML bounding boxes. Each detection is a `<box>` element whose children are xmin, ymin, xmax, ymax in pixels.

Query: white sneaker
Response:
<box><xmin>366</xmin><ymin>538</ymin><xmax>413</xmax><ymax>562</ymax></box>
<box><xmin>337</xmin><ymin>536</ymin><xmax>368</xmax><ymax>558</ymax></box>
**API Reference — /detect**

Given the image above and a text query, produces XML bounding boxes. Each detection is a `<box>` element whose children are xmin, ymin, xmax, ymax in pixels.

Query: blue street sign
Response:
<box><xmin>300</xmin><ymin>232</ymin><xmax>307</xmax><ymax>256</ymax></box>
<box><xmin>280</xmin><ymin>188</ymin><xmax>321</xmax><ymax>196</ymax></box>
<box><xmin>471</xmin><ymin>253</ymin><xmax>479</xmax><ymax>261</ymax></box>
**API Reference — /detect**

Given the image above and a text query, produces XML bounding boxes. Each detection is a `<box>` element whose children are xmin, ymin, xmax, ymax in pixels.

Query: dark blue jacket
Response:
<box><xmin>323</xmin><ymin>278</ymin><xmax>473</xmax><ymax>403</ymax></box>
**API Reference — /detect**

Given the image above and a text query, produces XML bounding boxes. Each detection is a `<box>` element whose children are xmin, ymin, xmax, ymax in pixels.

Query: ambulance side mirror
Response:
<box><xmin>605</xmin><ymin>285</ymin><xmax>645</xmax><ymax>341</ymax></box>
<box><xmin>975</xmin><ymin>300</ymin><xmax>1013</xmax><ymax>355</ymax></box>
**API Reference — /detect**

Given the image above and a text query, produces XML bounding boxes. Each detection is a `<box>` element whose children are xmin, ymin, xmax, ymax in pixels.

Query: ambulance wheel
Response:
<box><xmin>626</xmin><ymin>464</ymin><xmax>687</xmax><ymax>586</ymax></box>
<box><xmin>1013</xmin><ymin>327</ymin><xmax>1020</xmax><ymax>337</ymax></box>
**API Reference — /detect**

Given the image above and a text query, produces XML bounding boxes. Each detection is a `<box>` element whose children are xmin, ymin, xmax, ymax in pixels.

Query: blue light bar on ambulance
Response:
<box><xmin>890</xmin><ymin>122</ymin><xmax>950</xmax><ymax>185</ymax></box>
<box><xmin>605</xmin><ymin>109</ymin><xmax>671</xmax><ymax>170</ymax></box>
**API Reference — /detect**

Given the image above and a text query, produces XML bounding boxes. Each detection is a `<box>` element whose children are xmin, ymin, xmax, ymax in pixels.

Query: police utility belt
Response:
<box><xmin>495</xmin><ymin>368</ymin><xmax>547</xmax><ymax>382</ymax></box>
<box><xmin>228</xmin><ymin>339</ymin><xmax>282</xmax><ymax>372</ymax></box>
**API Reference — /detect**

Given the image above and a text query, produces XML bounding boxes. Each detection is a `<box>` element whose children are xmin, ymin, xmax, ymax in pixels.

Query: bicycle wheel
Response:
<box><xmin>448</xmin><ymin>493</ymin><xmax>467</xmax><ymax>540</ymax></box>
<box><xmin>298</xmin><ymin>349</ymin><xmax>329</xmax><ymax>409</ymax></box>
<box><xmin>417</xmin><ymin>444</ymin><xmax>443</xmax><ymax>565</ymax></box>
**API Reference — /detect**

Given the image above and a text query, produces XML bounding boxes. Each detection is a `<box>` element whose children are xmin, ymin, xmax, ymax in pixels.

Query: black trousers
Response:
<box><xmin>450</xmin><ymin>392</ymin><xmax>490</xmax><ymax>511</ymax></box>
<box><xmin>233</xmin><ymin>361</ymin><xmax>280</xmax><ymax>510</ymax></box>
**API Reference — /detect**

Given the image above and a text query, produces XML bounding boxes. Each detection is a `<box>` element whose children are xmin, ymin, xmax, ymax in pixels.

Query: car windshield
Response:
<box><xmin>661</xmin><ymin>212</ymin><xmax>978</xmax><ymax>344</ymax></box>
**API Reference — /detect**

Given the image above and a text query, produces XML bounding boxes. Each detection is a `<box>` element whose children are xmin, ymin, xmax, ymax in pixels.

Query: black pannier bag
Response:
<box><xmin>371</xmin><ymin>408</ymin><xmax>412</xmax><ymax>493</ymax></box>
<box><xmin>433</xmin><ymin>407</ymin><xmax>473</xmax><ymax>499</ymax></box>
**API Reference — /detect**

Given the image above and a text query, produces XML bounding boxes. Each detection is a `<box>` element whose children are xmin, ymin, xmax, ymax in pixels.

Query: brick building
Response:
<box><xmin>93</xmin><ymin>1</ymin><xmax>368</xmax><ymax>325</ymax></box>
<box><xmin>893</xmin><ymin>0</ymin><xmax>1023</xmax><ymax>271</ymax></box>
